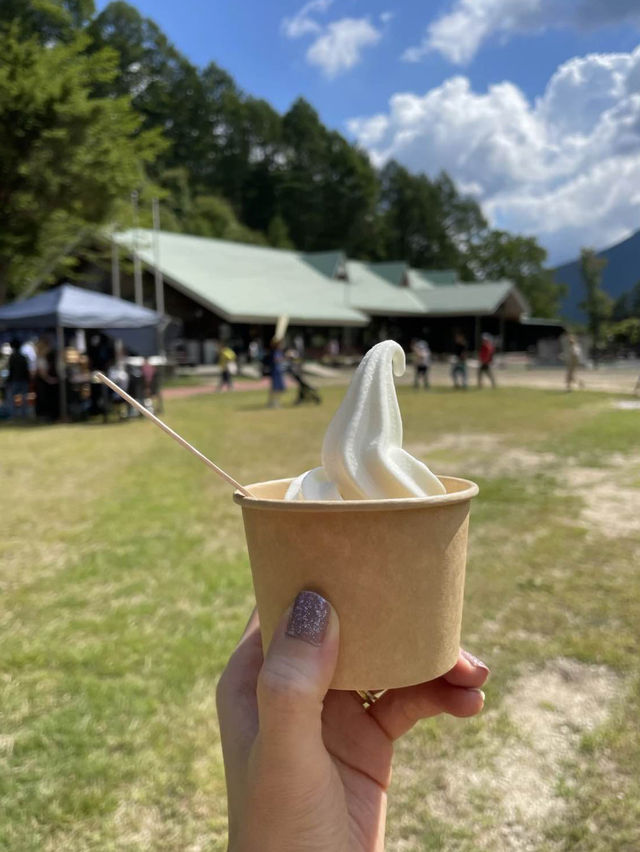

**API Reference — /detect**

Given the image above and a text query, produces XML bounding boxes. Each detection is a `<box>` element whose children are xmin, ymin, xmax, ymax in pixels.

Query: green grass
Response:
<box><xmin>1</xmin><ymin>386</ymin><xmax>639</xmax><ymax>850</ymax></box>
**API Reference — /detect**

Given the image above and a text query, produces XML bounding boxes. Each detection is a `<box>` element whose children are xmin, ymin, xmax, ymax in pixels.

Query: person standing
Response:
<box><xmin>451</xmin><ymin>332</ymin><xmax>468</xmax><ymax>389</ymax></box>
<box><xmin>477</xmin><ymin>333</ymin><xmax>496</xmax><ymax>388</ymax></box>
<box><xmin>35</xmin><ymin>338</ymin><xmax>59</xmax><ymax>421</ymax></box>
<box><xmin>217</xmin><ymin>343</ymin><xmax>237</xmax><ymax>392</ymax></box>
<box><xmin>412</xmin><ymin>340</ymin><xmax>431</xmax><ymax>389</ymax></box>
<box><xmin>6</xmin><ymin>339</ymin><xmax>31</xmax><ymax>418</ymax></box>
<box><xmin>20</xmin><ymin>338</ymin><xmax>37</xmax><ymax>376</ymax></box>
<box><xmin>267</xmin><ymin>337</ymin><xmax>286</xmax><ymax>407</ymax></box>
<box><xmin>565</xmin><ymin>334</ymin><xmax>584</xmax><ymax>391</ymax></box>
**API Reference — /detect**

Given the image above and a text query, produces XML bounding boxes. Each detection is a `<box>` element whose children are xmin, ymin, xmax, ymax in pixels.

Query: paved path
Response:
<box><xmin>164</xmin><ymin>363</ymin><xmax>640</xmax><ymax>400</ymax></box>
<box><xmin>164</xmin><ymin>380</ymin><xmax>268</xmax><ymax>399</ymax></box>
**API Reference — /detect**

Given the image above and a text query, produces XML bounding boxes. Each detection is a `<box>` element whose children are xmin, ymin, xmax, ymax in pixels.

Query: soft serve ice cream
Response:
<box><xmin>285</xmin><ymin>340</ymin><xmax>446</xmax><ymax>501</ymax></box>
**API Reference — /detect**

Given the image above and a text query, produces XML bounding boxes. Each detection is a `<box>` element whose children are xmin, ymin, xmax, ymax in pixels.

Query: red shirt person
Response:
<box><xmin>478</xmin><ymin>334</ymin><xmax>496</xmax><ymax>388</ymax></box>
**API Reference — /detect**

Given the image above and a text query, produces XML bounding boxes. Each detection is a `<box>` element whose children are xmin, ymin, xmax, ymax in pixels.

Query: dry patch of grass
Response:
<box><xmin>1</xmin><ymin>387</ymin><xmax>639</xmax><ymax>850</ymax></box>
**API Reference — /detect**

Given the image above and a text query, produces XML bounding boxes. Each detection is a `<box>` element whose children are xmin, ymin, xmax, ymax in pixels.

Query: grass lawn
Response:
<box><xmin>1</xmin><ymin>385</ymin><xmax>639</xmax><ymax>851</ymax></box>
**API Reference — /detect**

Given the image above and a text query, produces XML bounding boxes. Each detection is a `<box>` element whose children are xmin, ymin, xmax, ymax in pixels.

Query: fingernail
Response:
<box><xmin>471</xmin><ymin>688</ymin><xmax>486</xmax><ymax>704</ymax></box>
<box><xmin>461</xmin><ymin>649</ymin><xmax>490</xmax><ymax>673</ymax></box>
<box><xmin>286</xmin><ymin>591</ymin><xmax>330</xmax><ymax>646</ymax></box>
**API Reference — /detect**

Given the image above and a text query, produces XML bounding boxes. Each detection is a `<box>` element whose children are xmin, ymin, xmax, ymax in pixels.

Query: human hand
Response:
<box><xmin>216</xmin><ymin>591</ymin><xmax>488</xmax><ymax>852</ymax></box>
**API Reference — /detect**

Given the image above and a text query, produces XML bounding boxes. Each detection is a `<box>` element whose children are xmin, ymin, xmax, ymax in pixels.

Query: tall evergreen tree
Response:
<box><xmin>0</xmin><ymin>23</ymin><xmax>163</xmax><ymax>301</ymax></box>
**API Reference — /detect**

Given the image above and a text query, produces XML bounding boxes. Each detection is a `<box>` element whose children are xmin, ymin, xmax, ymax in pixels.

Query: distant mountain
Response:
<box><xmin>554</xmin><ymin>230</ymin><xmax>640</xmax><ymax>321</ymax></box>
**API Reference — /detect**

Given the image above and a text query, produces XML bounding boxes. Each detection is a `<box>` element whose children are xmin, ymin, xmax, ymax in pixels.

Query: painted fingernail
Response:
<box><xmin>286</xmin><ymin>591</ymin><xmax>330</xmax><ymax>646</ymax></box>
<box><xmin>461</xmin><ymin>649</ymin><xmax>490</xmax><ymax>673</ymax></box>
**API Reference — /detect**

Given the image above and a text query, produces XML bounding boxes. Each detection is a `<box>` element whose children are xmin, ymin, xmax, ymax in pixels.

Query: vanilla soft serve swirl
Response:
<box><xmin>285</xmin><ymin>340</ymin><xmax>445</xmax><ymax>500</ymax></box>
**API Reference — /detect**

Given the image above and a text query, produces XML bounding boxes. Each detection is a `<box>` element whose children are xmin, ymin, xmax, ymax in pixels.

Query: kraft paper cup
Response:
<box><xmin>234</xmin><ymin>476</ymin><xmax>478</xmax><ymax>691</ymax></box>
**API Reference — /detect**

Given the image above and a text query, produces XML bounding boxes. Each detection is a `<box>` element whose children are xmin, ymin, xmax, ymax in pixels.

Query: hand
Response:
<box><xmin>216</xmin><ymin>591</ymin><xmax>488</xmax><ymax>852</ymax></box>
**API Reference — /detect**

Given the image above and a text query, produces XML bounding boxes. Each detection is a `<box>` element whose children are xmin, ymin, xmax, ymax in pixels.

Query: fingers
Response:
<box><xmin>217</xmin><ymin>607</ymin><xmax>263</xmax><ymax>713</ymax></box>
<box><xmin>215</xmin><ymin>605</ymin><xmax>266</xmax><ymax>841</ymax></box>
<box><xmin>441</xmin><ymin>649</ymin><xmax>490</xmax><ymax>688</ymax></box>
<box><xmin>369</xmin><ymin>680</ymin><xmax>485</xmax><ymax>740</ymax></box>
<box><xmin>216</xmin><ymin>607</ymin><xmax>263</xmax><ymax>756</ymax></box>
<box><xmin>368</xmin><ymin>650</ymin><xmax>489</xmax><ymax>741</ymax></box>
<box><xmin>256</xmin><ymin>591</ymin><xmax>339</xmax><ymax>766</ymax></box>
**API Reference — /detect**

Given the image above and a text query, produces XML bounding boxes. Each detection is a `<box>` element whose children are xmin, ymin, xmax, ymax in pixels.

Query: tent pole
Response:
<box><xmin>56</xmin><ymin>324</ymin><xmax>67</xmax><ymax>421</ymax></box>
<box><xmin>474</xmin><ymin>315</ymin><xmax>481</xmax><ymax>351</ymax></box>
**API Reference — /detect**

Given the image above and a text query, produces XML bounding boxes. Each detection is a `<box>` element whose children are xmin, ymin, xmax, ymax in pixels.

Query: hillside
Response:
<box><xmin>554</xmin><ymin>229</ymin><xmax>640</xmax><ymax>321</ymax></box>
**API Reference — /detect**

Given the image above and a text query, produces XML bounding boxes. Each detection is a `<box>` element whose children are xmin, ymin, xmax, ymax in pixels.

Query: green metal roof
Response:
<box><xmin>301</xmin><ymin>251</ymin><xmax>346</xmax><ymax>279</ymax></box>
<box><xmin>345</xmin><ymin>261</ymin><xmax>426</xmax><ymax>315</ymax></box>
<box><xmin>113</xmin><ymin>230</ymin><xmax>368</xmax><ymax>326</ymax></box>
<box><xmin>414</xmin><ymin>281</ymin><xmax>528</xmax><ymax>317</ymax></box>
<box><xmin>407</xmin><ymin>269</ymin><xmax>435</xmax><ymax>291</ymax></box>
<box><xmin>416</xmin><ymin>269</ymin><xmax>458</xmax><ymax>286</ymax></box>
<box><xmin>368</xmin><ymin>261</ymin><xmax>408</xmax><ymax>286</ymax></box>
<box><xmin>112</xmin><ymin>230</ymin><xmax>527</xmax><ymax>324</ymax></box>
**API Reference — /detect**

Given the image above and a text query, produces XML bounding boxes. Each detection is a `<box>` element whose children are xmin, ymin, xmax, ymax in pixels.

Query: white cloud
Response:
<box><xmin>307</xmin><ymin>18</ymin><xmax>382</xmax><ymax>78</ymax></box>
<box><xmin>404</xmin><ymin>0</ymin><xmax>640</xmax><ymax>65</ymax></box>
<box><xmin>282</xmin><ymin>1</ymin><xmax>383</xmax><ymax>77</ymax></box>
<box><xmin>348</xmin><ymin>47</ymin><xmax>640</xmax><ymax>263</ymax></box>
<box><xmin>281</xmin><ymin>0</ymin><xmax>334</xmax><ymax>39</ymax></box>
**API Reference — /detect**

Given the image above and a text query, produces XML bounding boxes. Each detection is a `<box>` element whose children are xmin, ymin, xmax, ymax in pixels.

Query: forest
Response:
<box><xmin>0</xmin><ymin>0</ymin><xmax>564</xmax><ymax>315</ymax></box>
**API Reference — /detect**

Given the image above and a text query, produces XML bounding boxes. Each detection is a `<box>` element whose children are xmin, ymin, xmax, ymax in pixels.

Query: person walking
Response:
<box><xmin>413</xmin><ymin>339</ymin><xmax>431</xmax><ymax>389</ymax></box>
<box><xmin>477</xmin><ymin>333</ymin><xmax>496</xmax><ymax>388</ymax></box>
<box><xmin>6</xmin><ymin>339</ymin><xmax>31</xmax><ymax>418</ymax></box>
<box><xmin>451</xmin><ymin>332</ymin><xmax>468</xmax><ymax>389</ymax></box>
<box><xmin>217</xmin><ymin>343</ymin><xmax>237</xmax><ymax>392</ymax></box>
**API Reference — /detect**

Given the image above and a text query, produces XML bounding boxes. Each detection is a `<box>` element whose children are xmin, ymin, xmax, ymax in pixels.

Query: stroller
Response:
<box><xmin>288</xmin><ymin>361</ymin><xmax>321</xmax><ymax>405</ymax></box>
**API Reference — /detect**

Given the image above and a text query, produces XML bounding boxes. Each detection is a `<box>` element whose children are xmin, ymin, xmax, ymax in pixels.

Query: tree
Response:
<box><xmin>377</xmin><ymin>163</ymin><xmax>486</xmax><ymax>270</ymax></box>
<box><xmin>0</xmin><ymin>0</ymin><xmax>95</xmax><ymax>43</ymax></box>
<box><xmin>279</xmin><ymin>99</ymin><xmax>377</xmax><ymax>253</ymax></box>
<box><xmin>612</xmin><ymin>279</ymin><xmax>640</xmax><ymax>321</ymax></box>
<box><xmin>379</xmin><ymin>161</ymin><xmax>440</xmax><ymax>265</ymax></box>
<box><xmin>579</xmin><ymin>248</ymin><xmax>611</xmax><ymax>347</ymax></box>
<box><xmin>267</xmin><ymin>215</ymin><xmax>294</xmax><ymax>249</ymax></box>
<box><xmin>469</xmin><ymin>230</ymin><xmax>566</xmax><ymax>317</ymax></box>
<box><xmin>156</xmin><ymin>168</ymin><xmax>265</xmax><ymax>244</ymax></box>
<box><xmin>0</xmin><ymin>25</ymin><xmax>164</xmax><ymax>302</ymax></box>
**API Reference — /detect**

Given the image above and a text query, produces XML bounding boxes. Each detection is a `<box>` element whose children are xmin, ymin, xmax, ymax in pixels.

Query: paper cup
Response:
<box><xmin>234</xmin><ymin>476</ymin><xmax>478</xmax><ymax>690</ymax></box>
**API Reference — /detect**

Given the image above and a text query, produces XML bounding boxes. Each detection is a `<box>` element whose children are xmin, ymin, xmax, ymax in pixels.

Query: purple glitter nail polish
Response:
<box><xmin>286</xmin><ymin>591</ymin><xmax>330</xmax><ymax>646</ymax></box>
<box><xmin>461</xmin><ymin>649</ymin><xmax>490</xmax><ymax>673</ymax></box>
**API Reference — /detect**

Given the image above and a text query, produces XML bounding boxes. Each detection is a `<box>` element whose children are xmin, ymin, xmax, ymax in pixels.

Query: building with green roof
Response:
<box><xmin>109</xmin><ymin>229</ymin><xmax>562</xmax><ymax>360</ymax></box>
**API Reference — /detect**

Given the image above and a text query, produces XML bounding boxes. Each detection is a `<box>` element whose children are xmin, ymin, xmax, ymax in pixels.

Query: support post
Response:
<box><xmin>132</xmin><ymin>191</ymin><xmax>143</xmax><ymax>305</ymax></box>
<box><xmin>111</xmin><ymin>239</ymin><xmax>120</xmax><ymax>299</ymax></box>
<box><xmin>56</xmin><ymin>324</ymin><xmax>67</xmax><ymax>421</ymax></box>
<box><xmin>152</xmin><ymin>198</ymin><xmax>165</xmax><ymax>318</ymax></box>
<box><xmin>474</xmin><ymin>315</ymin><xmax>481</xmax><ymax>351</ymax></box>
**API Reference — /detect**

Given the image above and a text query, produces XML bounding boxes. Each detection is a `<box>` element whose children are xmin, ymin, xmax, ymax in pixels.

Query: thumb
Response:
<box><xmin>256</xmin><ymin>590</ymin><xmax>339</xmax><ymax>765</ymax></box>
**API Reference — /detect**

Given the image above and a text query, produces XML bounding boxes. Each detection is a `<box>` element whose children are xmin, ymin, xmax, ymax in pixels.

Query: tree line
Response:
<box><xmin>1</xmin><ymin>0</ymin><xmax>564</xmax><ymax>316</ymax></box>
<box><xmin>580</xmin><ymin>249</ymin><xmax>640</xmax><ymax>353</ymax></box>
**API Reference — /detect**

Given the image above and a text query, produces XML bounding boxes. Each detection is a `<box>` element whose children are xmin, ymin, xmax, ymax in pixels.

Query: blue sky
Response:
<box><xmin>96</xmin><ymin>0</ymin><xmax>640</xmax><ymax>264</ymax></box>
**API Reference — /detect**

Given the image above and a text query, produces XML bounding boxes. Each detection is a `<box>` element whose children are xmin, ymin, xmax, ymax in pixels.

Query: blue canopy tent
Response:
<box><xmin>0</xmin><ymin>284</ymin><xmax>163</xmax><ymax>418</ymax></box>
